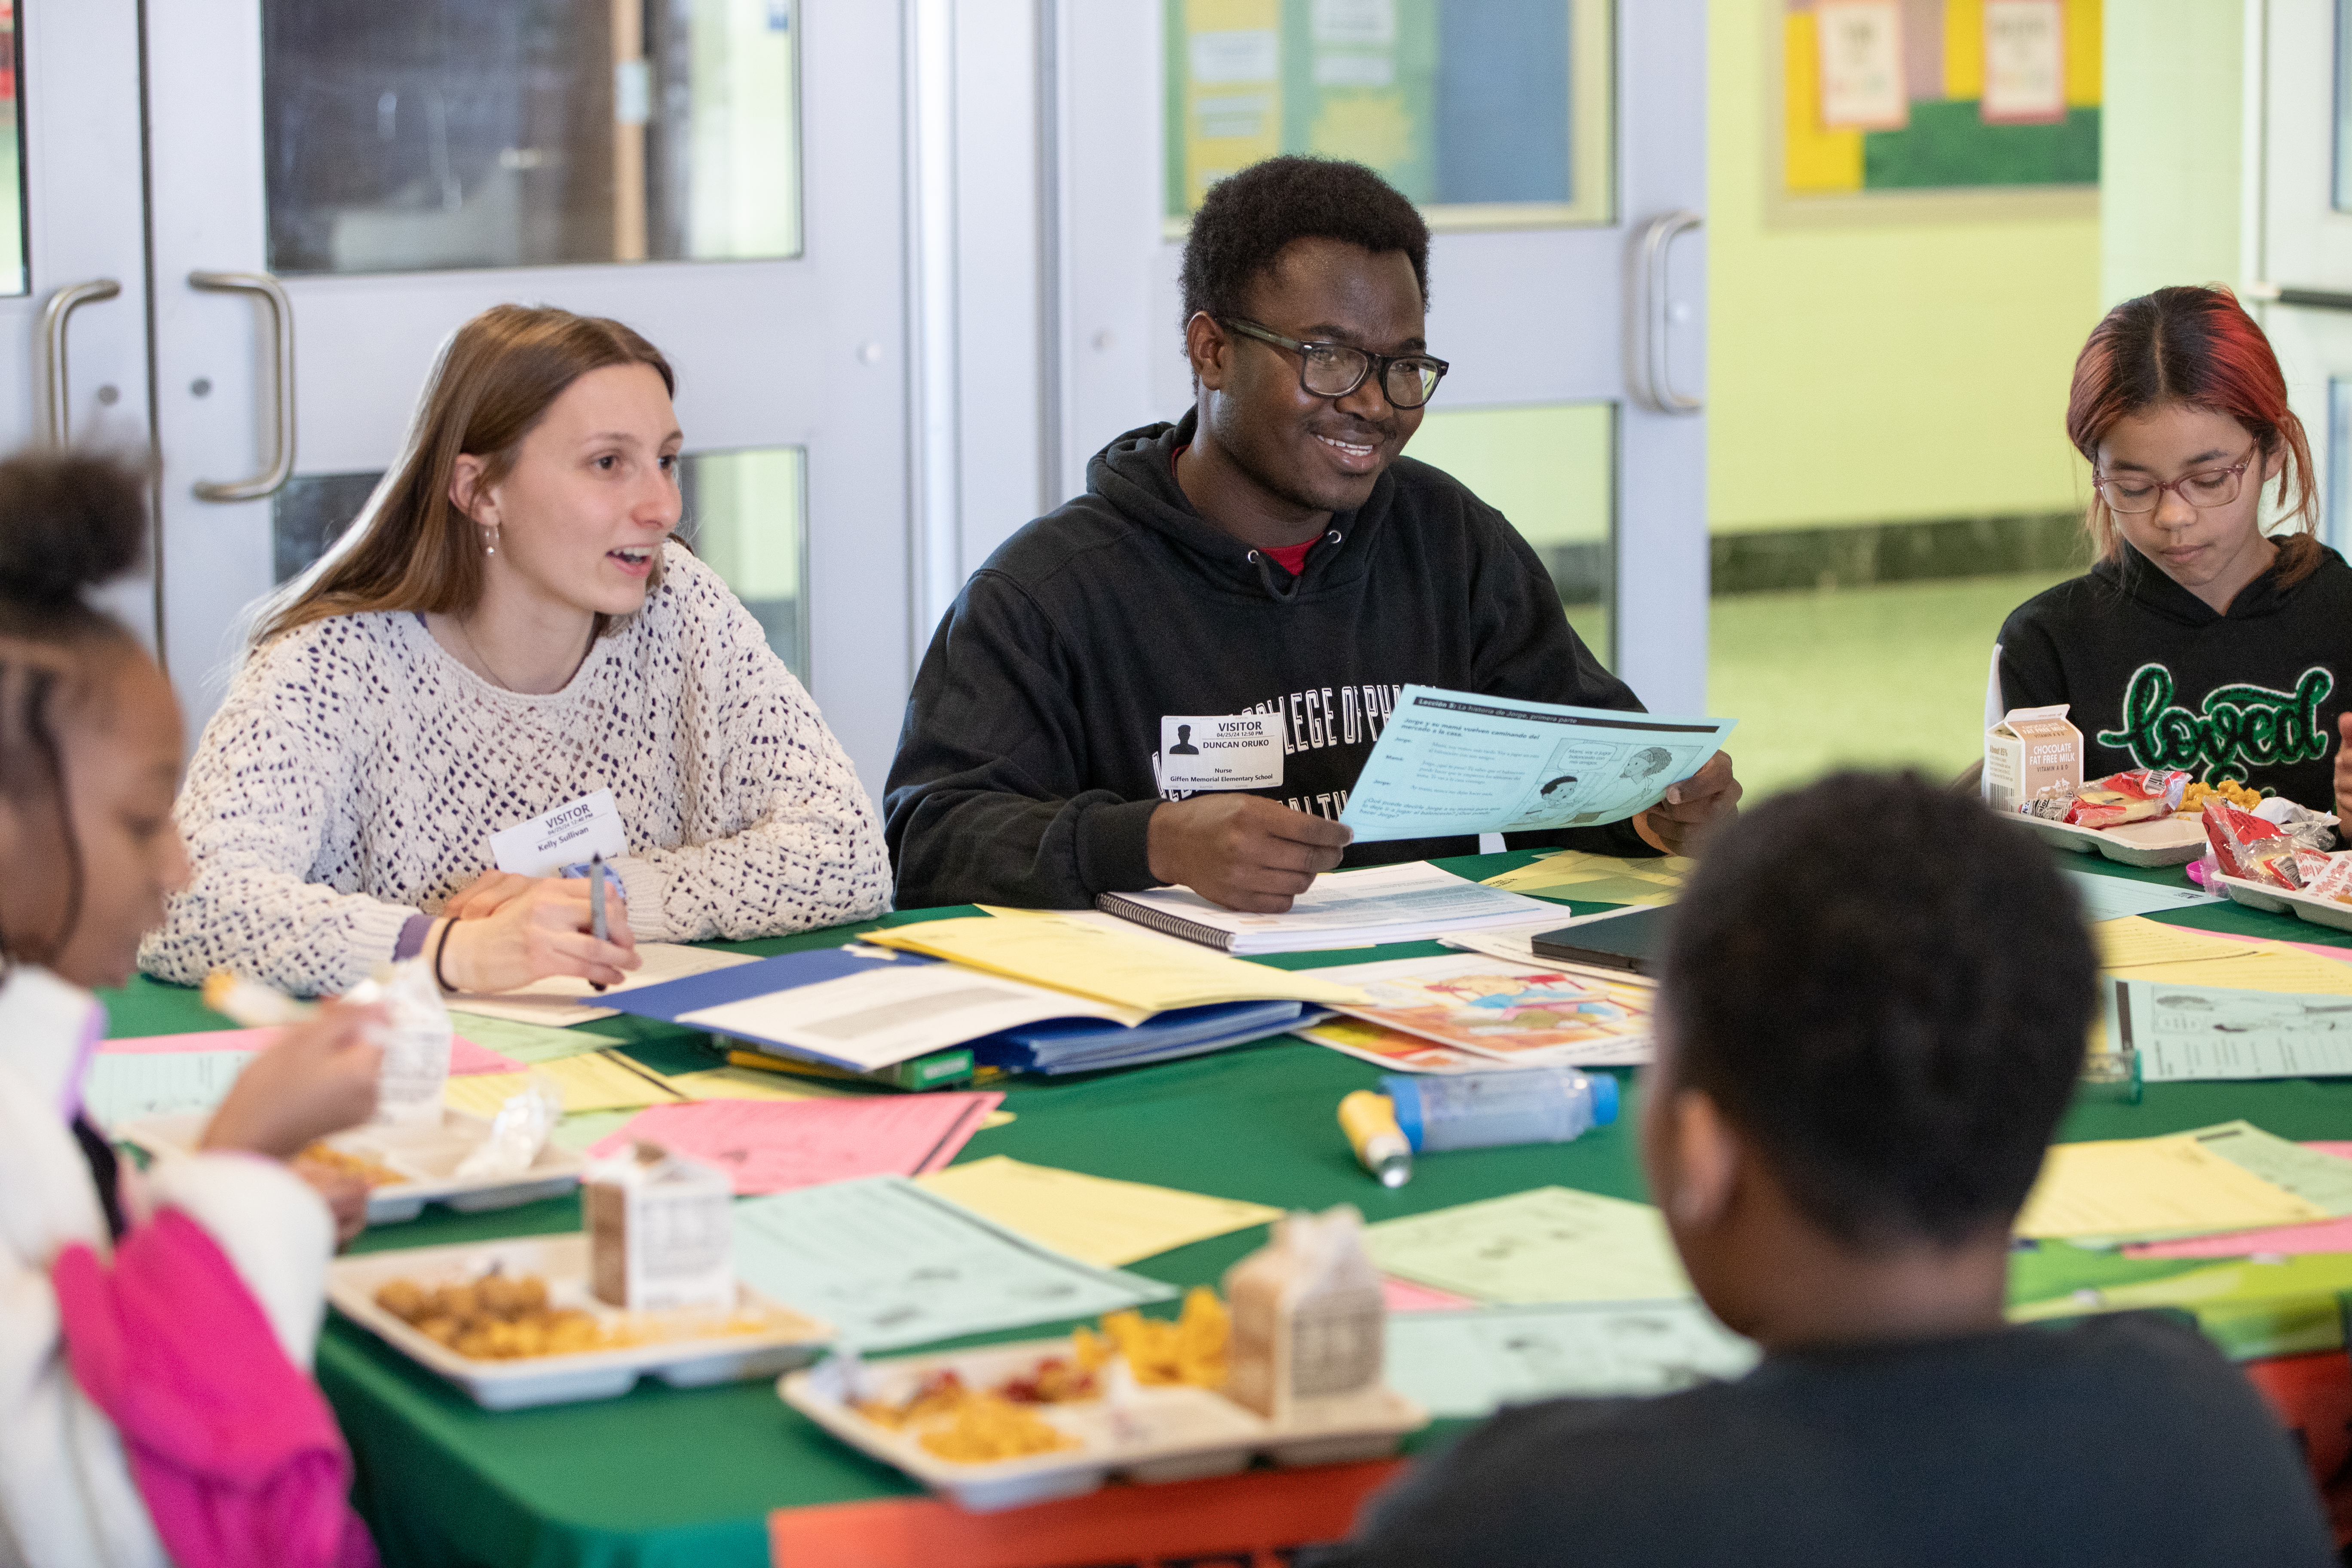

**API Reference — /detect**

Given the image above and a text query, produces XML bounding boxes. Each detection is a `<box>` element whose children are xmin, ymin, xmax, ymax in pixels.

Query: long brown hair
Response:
<box><xmin>254</xmin><ymin>304</ymin><xmax>675</xmax><ymax>645</ymax></box>
<box><xmin>2065</xmin><ymin>285</ymin><xmax>2322</xmax><ymax>588</ymax></box>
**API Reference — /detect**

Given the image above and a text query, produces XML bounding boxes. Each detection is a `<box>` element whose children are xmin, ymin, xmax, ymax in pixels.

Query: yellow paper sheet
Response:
<box><xmin>860</xmin><ymin>914</ymin><xmax>1368</xmax><ymax>1014</ymax></box>
<box><xmin>2015</xmin><ymin>1134</ymin><xmax>2331</xmax><ymax>1239</ymax></box>
<box><xmin>2168</xmin><ymin>948</ymin><xmax>2352</xmax><ymax>996</ymax></box>
<box><xmin>916</xmin><ymin>1155</ymin><xmax>1280</xmax><ymax>1266</ymax></box>
<box><xmin>443</xmin><ymin>1050</ymin><xmax>682</xmax><ymax>1118</ymax></box>
<box><xmin>1480</xmin><ymin>852</ymin><xmax>1696</xmax><ymax>906</ymax></box>
<box><xmin>2095</xmin><ymin>916</ymin><xmax>2255</xmax><ymax>973</ymax></box>
<box><xmin>659</xmin><ymin>1066</ymin><xmax>1015</xmax><ymax>1127</ymax></box>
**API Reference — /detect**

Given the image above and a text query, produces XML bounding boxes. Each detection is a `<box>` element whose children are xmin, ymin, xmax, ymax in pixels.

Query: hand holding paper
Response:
<box><xmin>1338</xmin><ymin>685</ymin><xmax>1735</xmax><ymax>844</ymax></box>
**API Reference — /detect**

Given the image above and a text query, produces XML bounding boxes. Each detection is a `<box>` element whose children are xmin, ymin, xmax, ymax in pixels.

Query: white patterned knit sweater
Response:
<box><xmin>141</xmin><ymin>543</ymin><xmax>891</xmax><ymax>995</ymax></box>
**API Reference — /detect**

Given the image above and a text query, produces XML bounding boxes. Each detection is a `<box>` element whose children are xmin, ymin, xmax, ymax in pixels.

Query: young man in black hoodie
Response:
<box><xmin>885</xmin><ymin>157</ymin><xmax>1741</xmax><ymax>911</ymax></box>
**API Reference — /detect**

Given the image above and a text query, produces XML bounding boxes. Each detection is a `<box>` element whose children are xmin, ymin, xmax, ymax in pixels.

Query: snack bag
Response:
<box><xmin>1984</xmin><ymin>705</ymin><xmax>2082</xmax><ymax>815</ymax></box>
<box><xmin>2202</xmin><ymin>799</ymin><xmax>2304</xmax><ymax>890</ymax></box>
<box><xmin>2064</xmin><ymin>769</ymin><xmax>2193</xmax><ymax>830</ymax></box>
<box><xmin>1222</xmin><ymin>1206</ymin><xmax>1385</xmax><ymax>1422</ymax></box>
<box><xmin>342</xmin><ymin>958</ymin><xmax>453</xmax><ymax>1127</ymax></box>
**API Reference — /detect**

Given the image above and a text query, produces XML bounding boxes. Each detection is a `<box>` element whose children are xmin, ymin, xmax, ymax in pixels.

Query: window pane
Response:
<box><xmin>262</xmin><ymin>0</ymin><xmax>801</xmax><ymax>276</ymax></box>
<box><xmin>0</xmin><ymin>2</ymin><xmax>22</xmax><ymax>297</ymax></box>
<box><xmin>271</xmin><ymin>448</ymin><xmax>808</xmax><ymax>683</ymax></box>
<box><xmin>2332</xmin><ymin>378</ymin><xmax>2352</xmax><ymax>550</ymax></box>
<box><xmin>679</xmin><ymin>447</ymin><xmax>807</xmax><ymax>680</ymax></box>
<box><xmin>1405</xmin><ymin>401</ymin><xmax>1614</xmax><ymax>667</ymax></box>
<box><xmin>1164</xmin><ymin>0</ymin><xmax>1613</xmax><ymax>231</ymax></box>
<box><xmin>2339</xmin><ymin>0</ymin><xmax>2352</xmax><ymax>211</ymax></box>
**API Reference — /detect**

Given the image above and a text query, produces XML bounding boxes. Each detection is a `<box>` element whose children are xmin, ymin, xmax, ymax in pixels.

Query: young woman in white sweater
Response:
<box><xmin>141</xmin><ymin>305</ymin><xmax>891</xmax><ymax>998</ymax></box>
<box><xmin>0</xmin><ymin>453</ymin><xmax>381</xmax><ymax>1567</ymax></box>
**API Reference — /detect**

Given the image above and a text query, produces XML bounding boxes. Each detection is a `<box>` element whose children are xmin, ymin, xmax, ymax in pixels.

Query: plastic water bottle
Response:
<box><xmin>1379</xmin><ymin>1067</ymin><xmax>1617</xmax><ymax>1153</ymax></box>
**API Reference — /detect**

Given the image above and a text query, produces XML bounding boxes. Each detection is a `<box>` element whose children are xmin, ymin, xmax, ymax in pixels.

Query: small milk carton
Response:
<box><xmin>1984</xmin><ymin>704</ymin><xmax>2082</xmax><ymax>815</ymax></box>
<box><xmin>341</xmin><ymin>959</ymin><xmax>452</xmax><ymax>1127</ymax></box>
<box><xmin>1222</xmin><ymin>1206</ymin><xmax>1387</xmax><ymax>1422</ymax></box>
<box><xmin>584</xmin><ymin>1142</ymin><xmax>735</xmax><ymax>1312</ymax></box>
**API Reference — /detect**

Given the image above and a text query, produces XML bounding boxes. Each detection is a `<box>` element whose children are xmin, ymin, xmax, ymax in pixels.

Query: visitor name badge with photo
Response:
<box><xmin>487</xmin><ymin>789</ymin><xmax>629</xmax><ymax>878</ymax></box>
<box><xmin>1159</xmin><ymin>714</ymin><xmax>1283</xmax><ymax>791</ymax></box>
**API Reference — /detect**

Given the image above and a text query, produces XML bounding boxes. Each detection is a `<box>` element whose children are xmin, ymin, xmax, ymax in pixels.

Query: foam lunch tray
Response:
<box><xmin>2018</xmin><ymin>813</ymin><xmax>2208</xmax><ymax>868</ymax></box>
<box><xmin>782</xmin><ymin>1336</ymin><xmax>1427</xmax><ymax>1512</ymax></box>
<box><xmin>2211</xmin><ymin>873</ymin><xmax>2352</xmax><ymax>935</ymax></box>
<box><xmin>328</xmin><ymin>1233</ymin><xmax>832</xmax><ymax>1409</ymax></box>
<box><xmin>119</xmin><ymin>1106</ymin><xmax>585</xmax><ymax>1224</ymax></box>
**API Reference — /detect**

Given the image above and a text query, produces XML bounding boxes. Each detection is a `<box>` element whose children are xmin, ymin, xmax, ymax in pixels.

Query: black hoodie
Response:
<box><xmin>1997</xmin><ymin>541</ymin><xmax>2352</xmax><ymax>811</ymax></box>
<box><xmin>884</xmin><ymin>412</ymin><xmax>1651</xmax><ymax>909</ymax></box>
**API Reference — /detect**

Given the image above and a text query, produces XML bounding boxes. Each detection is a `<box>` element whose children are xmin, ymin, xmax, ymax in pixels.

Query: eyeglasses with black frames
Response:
<box><xmin>1216</xmin><ymin>317</ymin><xmax>1450</xmax><ymax>409</ymax></box>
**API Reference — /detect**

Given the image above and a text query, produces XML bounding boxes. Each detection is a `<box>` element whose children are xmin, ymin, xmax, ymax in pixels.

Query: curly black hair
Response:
<box><xmin>1179</xmin><ymin>156</ymin><xmax>1430</xmax><ymax>328</ymax></box>
<box><xmin>1658</xmin><ymin>771</ymin><xmax>2098</xmax><ymax>1250</ymax></box>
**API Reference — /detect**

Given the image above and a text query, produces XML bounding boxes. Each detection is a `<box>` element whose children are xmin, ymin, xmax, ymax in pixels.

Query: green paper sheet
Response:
<box><xmin>731</xmin><ymin>1175</ymin><xmax>1176</xmax><ymax>1351</ymax></box>
<box><xmin>447</xmin><ymin>1011</ymin><xmax>609</xmax><ymax>1066</ymax></box>
<box><xmin>1363</xmin><ymin>1185</ymin><xmax>1692</xmax><ymax>1305</ymax></box>
<box><xmin>1384</xmin><ymin>1300</ymin><xmax>1757</xmax><ymax>1418</ymax></box>
<box><xmin>83</xmin><ymin>1049</ymin><xmax>253</xmax><ymax>1130</ymax></box>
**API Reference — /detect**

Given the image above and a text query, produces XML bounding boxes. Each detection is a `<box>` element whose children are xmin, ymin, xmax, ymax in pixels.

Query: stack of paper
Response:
<box><xmin>1363</xmin><ymin>1187</ymin><xmax>1694</xmax><ymax>1305</ymax></box>
<box><xmin>1095</xmin><ymin>861</ymin><xmax>1570</xmax><ymax>955</ymax></box>
<box><xmin>605</xmin><ymin>937</ymin><xmax>1340</xmax><ymax>1079</ymax></box>
<box><xmin>441</xmin><ymin>942</ymin><xmax>761</xmax><ymax>1026</ymax></box>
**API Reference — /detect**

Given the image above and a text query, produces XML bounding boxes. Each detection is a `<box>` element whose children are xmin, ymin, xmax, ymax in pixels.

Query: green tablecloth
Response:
<box><xmin>92</xmin><ymin>850</ymin><xmax>2352</xmax><ymax>1568</ymax></box>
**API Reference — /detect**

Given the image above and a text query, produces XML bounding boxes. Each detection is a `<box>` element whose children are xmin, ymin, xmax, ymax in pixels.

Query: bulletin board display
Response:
<box><xmin>1163</xmin><ymin>0</ymin><xmax>1614</xmax><ymax>235</ymax></box>
<box><xmin>1782</xmin><ymin>0</ymin><xmax>2100</xmax><ymax>207</ymax></box>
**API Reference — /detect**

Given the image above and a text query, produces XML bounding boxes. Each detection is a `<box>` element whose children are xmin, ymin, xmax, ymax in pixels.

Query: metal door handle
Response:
<box><xmin>1629</xmin><ymin>210</ymin><xmax>1703</xmax><ymax>415</ymax></box>
<box><xmin>38</xmin><ymin>279</ymin><xmax>120</xmax><ymax>447</ymax></box>
<box><xmin>189</xmin><ymin>270</ymin><xmax>296</xmax><ymax>501</ymax></box>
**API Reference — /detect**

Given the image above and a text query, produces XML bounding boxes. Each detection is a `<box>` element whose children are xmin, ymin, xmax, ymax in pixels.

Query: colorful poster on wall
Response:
<box><xmin>1981</xmin><ymin>0</ymin><xmax>2067</xmax><ymax>124</ymax></box>
<box><xmin>1814</xmin><ymin>3</ymin><xmax>1909</xmax><ymax>130</ymax></box>
<box><xmin>1165</xmin><ymin>0</ymin><xmax>1612</xmax><ymax>230</ymax></box>
<box><xmin>1783</xmin><ymin>0</ymin><xmax>2100</xmax><ymax>197</ymax></box>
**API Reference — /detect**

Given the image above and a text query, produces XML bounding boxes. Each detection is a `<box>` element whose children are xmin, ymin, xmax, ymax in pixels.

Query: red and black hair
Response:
<box><xmin>2066</xmin><ymin>285</ymin><xmax>2322</xmax><ymax>586</ymax></box>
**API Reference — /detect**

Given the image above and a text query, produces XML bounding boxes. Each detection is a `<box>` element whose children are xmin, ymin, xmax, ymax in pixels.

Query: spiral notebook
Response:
<box><xmin>1096</xmin><ymin>861</ymin><xmax>1564</xmax><ymax>956</ymax></box>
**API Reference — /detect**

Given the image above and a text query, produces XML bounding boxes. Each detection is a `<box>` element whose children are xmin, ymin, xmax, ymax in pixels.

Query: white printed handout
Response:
<box><xmin>488</xmin><ymin>790</ymin><xmax>628</xmax><ymax>878</ymax></box>
<box><xmin>1158</xmin><ymin>713</ymin><xmax>1283</xmax><ymax>792</ymax></box>
<box><xmin>1338</xmin><ymin>686</ymin><xmax>1733</xmax><ymax>844</ymax></box>
<box><xmin>2107</xmin><ymin>979</ymin><xmax>2352</xmax><ymax>1083</ymax></box>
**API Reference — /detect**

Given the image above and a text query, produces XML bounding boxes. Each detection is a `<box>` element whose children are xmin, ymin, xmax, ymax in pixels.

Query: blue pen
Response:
<box><xmin>589</xmin><ymin>851</ymin><xmax>609</xmax><ymax>992</ymax></box>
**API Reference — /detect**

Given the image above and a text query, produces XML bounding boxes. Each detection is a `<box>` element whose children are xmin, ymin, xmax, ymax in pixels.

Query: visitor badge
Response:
<box><xmin>1158</xmin><ymin>714</ymin><xmax>1283</xmax><ymax>792</ymax></box>
<box><xmin>488</xmin><ymin>789</ymin><xmax>628</xmax><ymax>877</ymax></box>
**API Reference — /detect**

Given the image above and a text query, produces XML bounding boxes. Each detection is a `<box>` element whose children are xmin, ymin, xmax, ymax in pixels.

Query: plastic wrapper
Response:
<box><xmin>2063</xmin><ymin>769</ymin><xmax>2193</xmax><ymax>830</ymax></box>
<box><xmin>2252</xmin><ymin>795</ymin><xmax>2341</xmax><ymax>853</ymax></box>
<box><xmin>343</xmin><ymin>958</ymin><xmax>455</xmax><ymax>1127</ymax></box>
<box><xmin>454</xmin><ymin>1072</ymin><xmax>563</xmax><ymax>1180</ymax></box>
<box><xmin>2202</xmin><ymin>799</ymin><xmax>2304</xmax><ymax>890</ymax></box>
<box><xmin>2295</xmin><ymin>850</ymin><xmax>2352</xmax><ymax>904</ymax></box>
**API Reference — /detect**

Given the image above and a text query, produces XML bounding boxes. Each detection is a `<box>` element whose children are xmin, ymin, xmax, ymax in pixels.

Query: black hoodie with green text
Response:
<box><xmin>1997</xmin><ymin>540</ymin><xmax>2352</xmax><ymax>811</ymax></box>
<box><xmin>883</xmin><ymin>412</ymin><xmax>1651</xmax><ymax>910</ymax></box>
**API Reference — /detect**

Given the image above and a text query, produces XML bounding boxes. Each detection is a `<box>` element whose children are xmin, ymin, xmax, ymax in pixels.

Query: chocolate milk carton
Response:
<box><xmin>1984</xmin><ymin>704</ymin><xmax>2082</xmax><ymax>816</ymax></box>
<box><xmin>584</xmin><ymin>1142</ymin><xmax>735</xmax><ymax>1312</ymax></box>
<box><xmin>1222</xmin><ymin>1206</ymin><xmax>1386</xmax><ymax>1422</ymax></box>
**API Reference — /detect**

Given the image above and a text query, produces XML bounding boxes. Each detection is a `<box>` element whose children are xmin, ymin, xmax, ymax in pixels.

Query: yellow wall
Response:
<box><xmin>1706</xmin><ymin>0</ymin><xmax>2102</xmax><ymax>534</ymax></box>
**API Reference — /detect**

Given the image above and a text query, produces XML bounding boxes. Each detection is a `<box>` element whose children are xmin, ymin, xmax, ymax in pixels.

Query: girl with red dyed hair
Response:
<box><xmin>1997</xmin><ymin>285</ymin><xmax>2352</xmax><ymax>815</ymax></box>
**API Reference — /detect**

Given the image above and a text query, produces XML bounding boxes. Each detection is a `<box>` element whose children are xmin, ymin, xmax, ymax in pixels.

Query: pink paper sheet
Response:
<box><xmin>98</xmin><ymin>1027</ymin><xmax>520</xmax><ymax>1075</ymax></box>
<box><xmin>1381</xmin><ymin>1275</ymin><xmax>1478</xmax><ymax>1312</ymax></box>
<box><xmin>2124</xmin><ymin>1142</ymin><xmax>2352</xmax><ymax>1259</ymax></box>
<box><xmin>586</xmin><ymin>1092</ymin><xmax>1004</xmax><ymax>1196</ymax></box>
<box><xmin>100</xmin><ymin>1027</ymin><xmax>280</xmax><ymax>1055</ymax></box>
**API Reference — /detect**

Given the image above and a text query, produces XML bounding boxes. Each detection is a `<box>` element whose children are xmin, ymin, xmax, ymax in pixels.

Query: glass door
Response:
<box><xmin>1056</xmin><ymin>0</ymin><xmax>1708</xmax><ymax>710</ymax></box>
<box><xmin>143</xmin><ymin>0</ymin><xmax>913</xmax><ymax>791</ymax></box>
<box><xmin>2255</xmin><ymin>0</ymin><xmax>2352</xmax><ymax>551</ymax></box>
<box><xmin>7</xmin><ymin>2</ymin><xmax>154</xmax><ymax>638</ymax></box>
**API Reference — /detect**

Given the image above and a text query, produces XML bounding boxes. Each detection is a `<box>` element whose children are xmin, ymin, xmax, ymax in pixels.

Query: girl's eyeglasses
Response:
<box><xmin>2094</xmin><ymin>444</ymin><xmax>2260</xmax><ymax>514</ymax></box>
